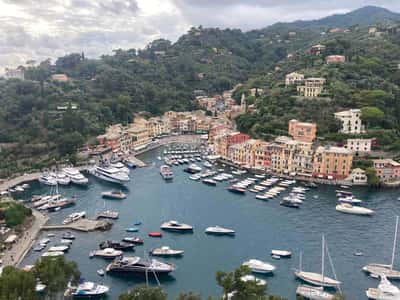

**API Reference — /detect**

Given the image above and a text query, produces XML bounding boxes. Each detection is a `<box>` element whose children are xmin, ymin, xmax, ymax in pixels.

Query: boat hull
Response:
<box><xmin>294</xmin><ymin>271</ymin><xmax>341</xmax><ymax>288</ymax></box>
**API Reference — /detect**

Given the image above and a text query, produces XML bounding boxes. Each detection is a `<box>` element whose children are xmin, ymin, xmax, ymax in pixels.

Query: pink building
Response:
<box><xmin>326</xmin><ymin>55</ymin><xmax>346</xmax><ymax>64</ymax></box>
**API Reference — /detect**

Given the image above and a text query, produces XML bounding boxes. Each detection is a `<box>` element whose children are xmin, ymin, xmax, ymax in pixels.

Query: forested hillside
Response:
<box><xmin>0</xmin><ymin>6</ymin><xmax>400</xmax><ymax>176</ymax></box>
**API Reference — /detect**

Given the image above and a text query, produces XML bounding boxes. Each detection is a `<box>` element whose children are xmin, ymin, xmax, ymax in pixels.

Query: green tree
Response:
<box><xmin>0</xmin><ymin>266</ymin><xmax>37</xmax><ymax>300</ymax></box>
<box><xmin>361</xmin><ymin>106</ymin><xmax>385</xmax><ymax>129</ymax></box>
<box><xmin>119</xmin><ymin>285</ymin><xmax>167</xmax><ymax>300</ymax></box>
<box><xmin>365</xmin><ymin>167</ymin><xmax>381</xmax><ymax>187</ymax></box>
<box><xmin>35</xmin><ymin>256</ymin><xmax>81</xmax><ymax>299</ymax></box>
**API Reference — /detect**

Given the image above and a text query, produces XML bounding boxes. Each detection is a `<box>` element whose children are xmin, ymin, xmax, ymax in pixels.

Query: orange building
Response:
<box><xmin>313</xmin><ymin>146</ymin><xmax>353</xmax><ymax>180</ymax></box>
<box><xmin>215</xmin><ymin>132</ymin><xmax>250</xmax><ymax>159</ymax></box>
<box><xmin>288</xmin><ymin>119</ymin><xmax>317</xmax><ymax>143</ymax></box>
<box><xmin>326</xmin><ymin>55</ymin><xmax>346</xmax><ymax>64</ymax></box>
<box><xmin>373</xmin><ymin>159</ymin><xmax>400</xmax><ymax>182</ymax></box>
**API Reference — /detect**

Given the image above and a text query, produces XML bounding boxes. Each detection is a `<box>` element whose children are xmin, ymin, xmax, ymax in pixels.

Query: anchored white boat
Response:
<box><xmin>88</xmin><ymin>165</ymin><xmax>130</xmax><ymax>184</ymax></box>
<box><xmin>65</xmin><ymin>281</ymin><xmax>109</xmax><ymax>298</ymax></box>
<box><xmin>205</xmin><ymin>226</ymin><xmax>235</xmax><ymax>236</ymax></box>
<box><xmin>271</xmin><ymin>250</ymin><xmax>292</xmax><ymax>258</ymax></box>
<box><xmin>363</xmin><ymin>216</ymin><xmax>400</xmax><ymax>279</ymax></box>
<box><xmin>294</xmin><ymin>236</ymin><xmax>341</xmax><ymax>288</ymax></box>
<box><xmin>63</xmin><ymin>167</ymin><xmax>88</xmax><ymax>185</ymax></box>
<box><xmin>38</xmin><ymin>174</ymin><xmax>57</xmax><ymax>186</ymax></box>
<box><xmin>150</xmin><ymin>246</ymin><xmax>184</xmax><ymax>257</ymax></box>
<box><xmin>42</xmin><ymin>251</ymin><xmax>64</xmax><ymax>257</ymax></box>
<box><xmin>366</xmin><ymin>275</ymin><xmax>400</xmax><ymax>300</ymax></box>
<box><xmin>296</xmin><ymin>285</ymin><xmax>335</xmax><ymax>300</ymax></box>
<box><xmin>242</xmin><ymin>259</ymin><xmax>276</xmax><ymax>274</ymax></box>
<box><xmin>335</xmin><ymin>203</ymin><xmax>374</xmax><ymax>216</ymax></box>
<box><xmin>62</xmin><ymin>211</ymin><xmax>86</xmax><ymax>225</ymax></box>
<box><xmin>160</xmin><ymin>220</ymin><xmax>193</xmax><ymax>232</ymax></box>
<box><xmin>48</xmin><ymin>245</ymin><xmax>69</xmax><ymax>252</ymax></box>
<box><xmin>91</xmin><ymin>248</ymin><xmax>123</xmax><ymax>259</ymax></box>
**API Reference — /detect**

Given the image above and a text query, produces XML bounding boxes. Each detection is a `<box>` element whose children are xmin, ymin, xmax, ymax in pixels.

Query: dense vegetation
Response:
<box><xmin>0</xmin><ymin>201</ymin><xmax>32</xmax><ymax>227</ymax></box>
<box><xmin>0</xmin><ymin>256</ymin><xmax>80</xmax><ymax>300</ymax></box>
<box><xmin>1</xmin><ymin>6</ymin><xmax>400</xmax><ymax>176</ymax></box>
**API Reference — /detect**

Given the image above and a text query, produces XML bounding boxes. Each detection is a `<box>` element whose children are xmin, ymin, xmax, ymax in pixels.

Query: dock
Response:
<box><xmin>126</xmin><ymin>155</ymin><xmax>147</xmax><ymax>167</ymax></box>
<box><xmin>41</xmin><ymin>219</ymin><xmax>112</xmax><ymax>232</ymax></box>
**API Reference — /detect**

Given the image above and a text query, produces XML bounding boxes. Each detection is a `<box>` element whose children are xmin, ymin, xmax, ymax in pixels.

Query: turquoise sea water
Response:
<box><xmin>21</xmin><ymin>147</ymin><xmax>400</xmax><ymax>299</ymax></box>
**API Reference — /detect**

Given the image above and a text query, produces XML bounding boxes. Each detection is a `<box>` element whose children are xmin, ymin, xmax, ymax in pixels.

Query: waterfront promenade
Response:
<box><xmin>2</xmin><ymin>209</ymin><xmax>48</xmax><ymax>267</ymax></box>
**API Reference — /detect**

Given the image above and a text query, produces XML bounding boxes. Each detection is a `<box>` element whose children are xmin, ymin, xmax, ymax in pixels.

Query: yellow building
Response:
<box><xmin>297</xmin><ymin>78</ymin><xmax>326</xmax><ymax>97</ymax></box>
<box><xmin>126</xmin><ymin>125</ymin><xmax>151</xmax><ymax>152</ymax></box>
<box><xmin>313</xmin><ymin>146</ymin><xmax>353</xmax><ymax>179</ymax></box>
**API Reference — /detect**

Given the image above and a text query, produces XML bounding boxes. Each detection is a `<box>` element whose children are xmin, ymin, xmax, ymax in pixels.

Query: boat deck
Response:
<box><xmin>42</xmin><ymin>219</ymin><xmax>112</xmax><ymax>232</ymax></box>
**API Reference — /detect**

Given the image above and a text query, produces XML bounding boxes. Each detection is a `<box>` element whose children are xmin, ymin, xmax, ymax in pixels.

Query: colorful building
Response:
<box><xmin>285</xmin><ymin>72</ymin><xmax>304</xmax><ymax>86</ymax></box>
<box><xmin>313</xmin><ymin>146</ymin><xmax>353</xmax><ymax>179</ymax></box>
<box><xmin>288</xmin><ymin>119</ymin><xmax>317</xmax><ymax>143</ymax></box>
<box><xmin>373</xmin><ymin>159</ymin><xmax>400</xmax><ymax>182</ymax></box>
<box><xmin>326</xmin><ymin>55</ymin><xmax>346</xmax><ymax>64</ymax></box>
<box><xmin>297</xmin><ymin>78</ymin><xmax>326</xmax><ymax>97</ymax></box>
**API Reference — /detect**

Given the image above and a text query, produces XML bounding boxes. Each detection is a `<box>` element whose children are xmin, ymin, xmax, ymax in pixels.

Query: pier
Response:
<box><xmin>42</xmin><ymin>218</ymin><xmax>112</xmax><ymax>232</ymax></box>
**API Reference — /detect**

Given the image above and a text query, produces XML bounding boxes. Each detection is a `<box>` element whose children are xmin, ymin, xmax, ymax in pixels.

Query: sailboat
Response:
<box><xmin>363</xmin><ymin>216</ymin><xmax>400</xmax><ymax>279</ymax></box>
<box><xmin>294</xmin><ymin>236</ymin><xmax>341</xmax><ymax>288</ymax></box>
<box><xmin>366</xmin><ymin>275</ymin><xmax>400</xmax><ymax>299</ymax></box>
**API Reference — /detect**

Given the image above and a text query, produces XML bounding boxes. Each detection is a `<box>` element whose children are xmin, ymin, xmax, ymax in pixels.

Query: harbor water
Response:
<box><xmin>21</xmin><ymin>146</ymin><xmax>400</xmax><ymax>299</ymax></box>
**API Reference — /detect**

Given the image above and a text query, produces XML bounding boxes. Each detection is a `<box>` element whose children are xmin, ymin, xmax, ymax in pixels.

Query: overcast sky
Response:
<box><xmin>0</xmin><ymin>0</ymin><xmax>400</xmax><ymax>70</ymax></box>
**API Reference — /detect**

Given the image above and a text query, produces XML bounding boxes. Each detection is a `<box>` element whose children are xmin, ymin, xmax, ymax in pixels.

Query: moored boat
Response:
<box><xmin>123</xmin><ymin>237</ymin><xmax>144</xmax><ymax>244</ymax></box>
<box><xmin>366</xmin><ymin>275</ymin><xmax>400</xmax><ymax>300</ymax></box>
<box><xmin>160</xmin><ymin>220</ymin><xmax>193</xmax><ymax>232</ymax></box>
<box><xmin>150</xmin><ymin>246</ymin><xmax>184</xmax><ymax>257</ymax></box>
<box><xmin>335</xmin><ymin>203</ymin><xmax>374</xmax><ymax>216</ymax></box>
<box><xmin>38</xmin><ymin>174</ymin><xmax>57</xmax><ymax>186</ymax></box>
<box><xmin>101</xmin><ymin>190</ymin><xmax>126</xmax><ymax>199</ymax></box>
<box><xmin>64</xmin><ymin>281</ymin><xmax>109</xmax><ymax>298</ymax></box>
<box><xmin>205</xmin><ymin>226</ymin><xmax>235</xmax><ymax>236</ymax></box>
<box><xmin>99</xmin><ymin>240</ymin><xmax>135</xmax><ymax>251</ymax></box>
<box><xmin>296</xmin><ymin>285</ymin><xmax>334</xmax><ymax>300</ymax></box>
<box><xmin>90</xmin><ymin>248</ymin><xmax>123</xmax><ymax>259</ymax></box>
<box><xmin>106</xmin><ymin>256</ymin><xmax>175</xmax><ymax>275</ymax></box>
<box><xmin>271</xmin><ymin>250</ymin><xmax>292</xmax><ymax>258</ymax></box>
<box><xmin>62</xmin><ymin>167</ymin><xmax>89</xmax><ymax>185</ymax></box>
<box><xmin>88</xmin><ymin>165</ymin><xmax>130</xmax><ymax>184</ymax></box>
<box><xmin>227</xmin><ymin>186</ymin><xmax>246</xmax><ymax>194</ymax></box>
<box><xmin>243</xmin><ymin>259</ymin><xmax>276</xmax><ymax>274</ymax></box>
<box><xmin>160</xmin><ymin>165</ymin><xmax>174</xmax><ymax>180</ymax></box>
<box><xmin>62</xmin><ymin>211</ymin><xmax>86</xmax><ymax>225</ymax></box>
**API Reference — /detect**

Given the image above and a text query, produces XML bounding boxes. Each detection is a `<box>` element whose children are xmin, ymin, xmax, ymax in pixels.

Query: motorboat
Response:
<box><xmin>101</xmin><ymin>190</ymin><xmax>127</xmax><ymax>199</ymax></box>
<box><xmin>64</xmin><ymin>281</ymin><xmax>109</xmax><ymax>298</ymax></box>
<box><xmin>88</xmin><ymin>165</ymin><xmax>130</xmax><ymax>184</ymax></box>
<box><xmin>205</xmin><ymin>226</ymin><xmax>235</xmax><ymax>236</ymax></box>
<box><xmin>106</xmin><ymin>256</ymin><xmax>175</xmax><ymax>275</ymax></box>
<box><xmin>294</xmin><ymin>236</ymin><xmax>341</xmax><ymax>288</ymax></box>
<box><xmin>203</xmin><ymin>161</ymin><xmax>213</xmax><ymax>168</ymax></box>
<box><xmin>296</xmin><ymin>285</ymin><xmax>334</xmax><ymax>300</ymax></box>
<box><xmin>160</xmin><ymin>165</ymin><xmax>174</xmax><ymax>180</ymax></box>
<box><xmin>38</xmin><ymin>174</ymin><xmax>57</xmax><ymax>186</ymax></box>
<box><xmin>33</xmin><ymin>244</ymin><xmax>46</xmax><ymax>252</ymax></box>
<box><xmin>110</xmin><ymin>162</ymin><xmax>130</xmax><ymax>174</ymax></box>
<box><xmin>62</xmin><ymin>211</ymin><xmax>86</xmax><ymax>225</ymax></box>
<box><xmin>202</xmin><ymin>179</ymin><xmax>217</xmax><ymax>186</ymax></box>
<box><xmin>335</xmin><ymin>203</ymin><xmax>374</xmax><ymax>216</ymax></box>
<box><xmin>150</xmin><ymin>246</ymin><xmax>184</xmax><ymax>257</ymax></box>
<box><xmin>126</xmin><ymin>227</ymin><xmax>139</xmax><ymax>232</ymax></box>
<box><xmin>189</xmin><ymin>174</ymin><xmax>201</xmax><ymax>181</ymax></box>
<box><xmin>123</xmin><ymin>237</ymin><xmax>144</xmax><ymax>244</ymax></box>
<box><xmin>255</xmin><ymin>194</ymin><xmax>271</xmax><ymax>200</ymax></box>
<box><xmin>335</xmin><ymin>190</ymin><xmax>352</xmax><ymax>197</ymax></box>
<box><xmin>35</xmin><ymin>282</ymin><xmax>46</xmax><ymax>293</ymax></box>
<box><xmin>46</xmin><ymin>198</ymin><xmax>76</xmax><ymax>212</ymax></box>
<box><xmin>48</xmin><ymin>245</ymin><xmax>69</xmax><ymax>252</ymax></box>
<box><xmin>240</xmin><ymin>275</ymin><xmax>266</xmax><ymax>285</ymax></box>
<box><xmin>183</xmin><ymin>164</ymin><xmax>202</xmax><ymax>174</ymax></box>
<box><xmin>243</xmin><ymin>259</ymin><xmax>276</xmax><ymax>274</ymax></box>
<box><xmin>99</xmin><ymin>240</ymin><xmax>135</xmax><ymax>251</ymax></box>
<box><xmin>271</xmin><ymin>250</ymin><xmax>292</xmax><ymax>258</ymax></box>
<box><xmin>337</xmin><ymin>196</ymin><xmax>362</xmax><ymax>204</ymax></box>
<box><xmin>91</xmin><ymin>248</ymin><xmax>123</xmax><ymax>259</ymax></box>
<box><xmin>62</xmin><ymin>232</ymin><xmax>75</xmax><ymax>240</ymax></box>
<box><xmin>97</xmin><ymin>269</ymin><xmax>105</xmax><ymax>276</ymax></box>
<box><xmin>366</xmin><ymin>275</ymin><xmax>400</xmax><ymax>299</ymax></box>
<box><xmin>60</xmin><ymin>239</ymin><xmax>73</xmax><ymax>245</ymax></box>
<box><xmin>62</xmin><ymin>167</ymin><xmax>88</xmax><ymax>185</ymax></box>
<box><xmin>50</xmin><ymin>172</ymin><xmax>71</xmax><ymax>185</ymax></box>
<box><xmin>160</xmin><ymin>220</ymin><xmax>193</xmax><ymax>232</ymax></box>
<box><xmin>227</xmin><ymin>186</ymin><xmax>246</xmax><ymax>194</ymax></box>
<box><xmin>363</xmin><ymin>216</ymin><xmax>400</xmax><ymax>279</ymax></box>
<box><xmin>42</xmin><ymin>251</ymin><xmax>64</xmax><ymax>257</ymax></box>
<box><xmin>280</xmin><ymin>199</ymin><xmax>300</xmax><ymax>208</ymax></box>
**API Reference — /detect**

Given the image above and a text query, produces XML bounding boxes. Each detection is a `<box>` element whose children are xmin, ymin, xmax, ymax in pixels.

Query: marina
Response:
<box><xmin>17</xmin><ymin>145</ymin><xmax>400</xmax><ymax>299</ymax></box>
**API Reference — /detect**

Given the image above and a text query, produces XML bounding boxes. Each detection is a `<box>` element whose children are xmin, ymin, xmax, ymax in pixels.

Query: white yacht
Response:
<box><xmin>242</xmin><ymin>259</ymin><xmax>276</xmax><ymax>274</ymax></box>
<box><xmin>150</xmin><ymin>246</ymin><xmax>184</xmax><ymax>257</ymax></box>
<box><xmin>271</xmin><ymin>250</ymin><xmax>292</xmax><ymax>258</ymax></box>
<box><xmin>205</xmin><ymin>226</ymin><xmax>235</xmax><ymax>236</ymax></box>
<box><xmin>88</xmin><ymin>165</ymin><xmax>130</xmax><ymax>184</ymax></box>
<box><xmin>65</xmin><ymin>281</ymin><xmax>109</xmax><ymax>298</ymax></box>
<box><xmin>48</xmin><ymin>245</ymin><xmax>69</xmax><ymax>252</ymax></box>
<box><xmin>63</xmin><ymin>167</ymin><xmax>89</xmax><ymax>185</ymax></box>
<box><xmin>160</xmin><ymin>165</ymin><xmax>174</xmax><ymax>180</ymax></box>
<box><xmin>160</xmin><ymin>220</ymin><xmax>193</xmax><ymax>232</ymax></box>
<box><xmin>296</xmin><ymin>285</ymin><xmax>335</xmax><ymax>300</ymax></box>
<box><xmin>110</xmin><ymin>162</ymin><xmax>130</xmax><ymax>174</ymax></box>
<box><xmin>38</xmin><ymin>174</ymin><xmax>57</xmax><ymax>186</ymax></box>
<box><xmin>62</xmin><ymin>211</ymin><xmax>86</xmax><ymax>225</ymax></box>
<box><xmin>50</xmin><ymin>172</ymin><xmax>71</xmax><ymax>185</ymax></box>
<box><xmin>91</xmin><ymin>248</ymin><xmax>123</xmax><ymax>259</ymax></box>
<box><xmin>366</xmin><ymin>275</ymin><xmax>400</xmax><ymax>300</ymax></box>
<box><xmin>336</xmin><ymin>203</ymin><xmax>374</xmax><ymax>216</ymax></box>
<box><xmin>42</xmin><ymin>251</ymin><xmax>64</xmax><ymax>257</ymax></box>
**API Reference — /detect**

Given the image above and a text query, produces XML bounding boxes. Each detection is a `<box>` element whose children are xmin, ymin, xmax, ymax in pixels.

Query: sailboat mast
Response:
<box><xmin>322</xmin><ymin>235</ymin><xmax>325</xmax><ymax>282</ymax></box>
<box><xmin>391</xmin><ymin>216</ymin><xmax>399</xmax><ymax>270</ymax></box>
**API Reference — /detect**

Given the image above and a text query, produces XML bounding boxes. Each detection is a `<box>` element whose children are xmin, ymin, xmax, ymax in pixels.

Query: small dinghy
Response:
<box><xmin>97</xmin><ymin>269</ymin><xmax>105</xmax><ymax>276</ymax></box>
<box><xmin>126</xmin><ymin>227</ymin><xmax>139</xmax><ymax>232</ymax></box>
<box><xmin>148</xmin><ymin>232</ymin><xmax>163</xmax><ymax>238</ymax></box>
<box><xmin>271</xmin><ymin>250</ymin><xmax>292</xmax><ymax>258</ymax></box>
